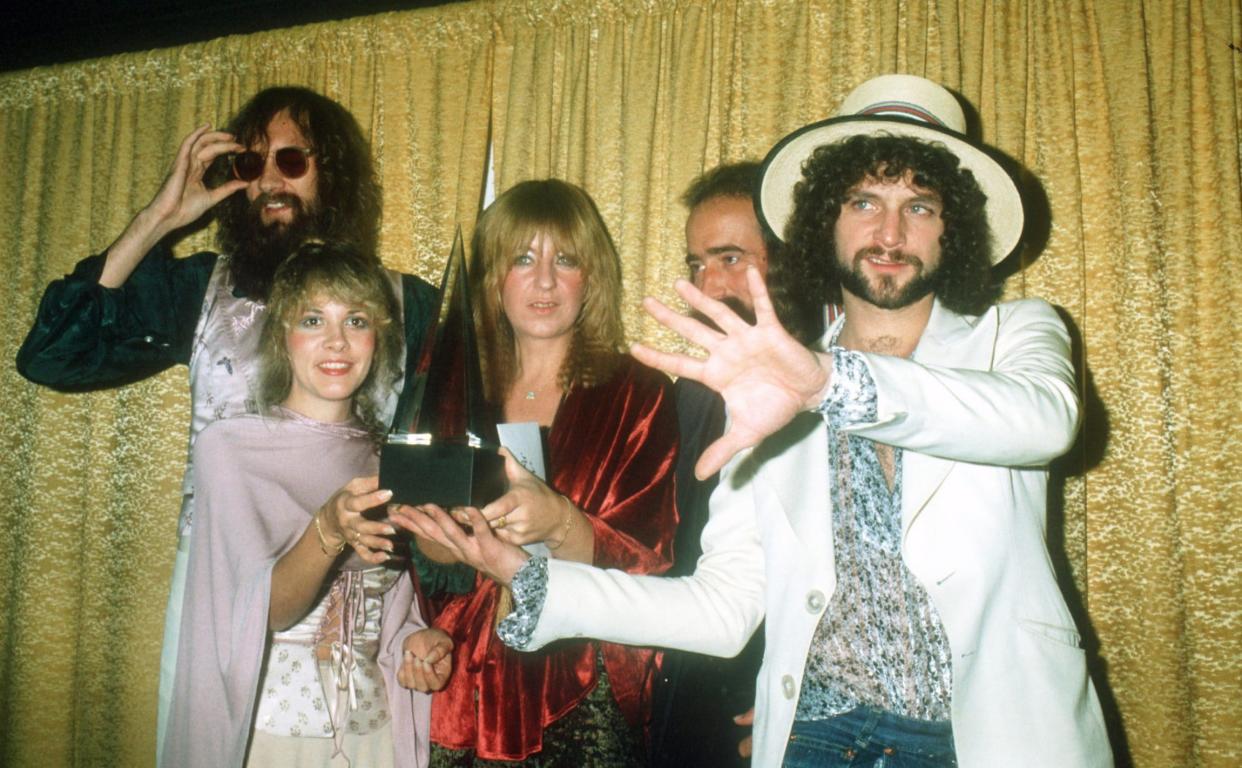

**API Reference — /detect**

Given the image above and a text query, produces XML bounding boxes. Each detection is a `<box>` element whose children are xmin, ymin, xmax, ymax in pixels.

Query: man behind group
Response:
<box><xmin>651</xmin><ymin>162</ymin><xmax>772</xmax><ymax>768</ymax></box>
<box><xmin>411</xmin><ymin>74</ymin><xmax>1113</xmax><ymax>766</ymax></box>
<box><xmin>16</xmin><ymin>86</ymin><xmax>437</xmax><ymax>756</ymax></box>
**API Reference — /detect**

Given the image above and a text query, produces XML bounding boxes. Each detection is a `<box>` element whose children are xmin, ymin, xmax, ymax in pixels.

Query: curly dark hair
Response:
<box><xmin>771</xmin><ymin>134</ymin><xmax>1001</xmax><ymax>343</ymax></box>
<box><xmin>210</xmin><ymin>87</ymin><xmax>382</xmax><ymax>301</ymax></box>
<box><xmin>681</xmin><ymin>161</ymin><xmax>783</xmax><ymax>266</ymax></box>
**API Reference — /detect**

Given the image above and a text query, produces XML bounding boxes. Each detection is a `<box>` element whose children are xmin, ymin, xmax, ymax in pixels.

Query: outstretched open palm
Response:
<box><xmin>632</xmin><ymin>268</ymin><xmax>831</xmax><ymax>479</ymax></box>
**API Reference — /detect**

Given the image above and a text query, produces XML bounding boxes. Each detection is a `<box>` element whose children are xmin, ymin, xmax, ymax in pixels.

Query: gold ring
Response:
<box><xmin>494</xmin><ymin>515</ymin><xmax>507</xmax><ymax>529</ymax></box>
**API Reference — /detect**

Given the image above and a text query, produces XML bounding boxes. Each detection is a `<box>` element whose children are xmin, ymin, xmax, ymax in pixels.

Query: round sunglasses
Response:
<box><xmin>231</xmin><ymin>146</ymin><xmax>314</xmax><ymax>182</ymax></box>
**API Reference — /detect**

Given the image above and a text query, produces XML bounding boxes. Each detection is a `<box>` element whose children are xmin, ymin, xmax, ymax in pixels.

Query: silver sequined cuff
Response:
<box><xmin>496</xmin><ymin>556</ymin><xmax>548</xmax><ymax>650</ymax></box>
<box><xmin>812</xmin><ymin>348</ymin><xmax>878</xmax><ymax>426</ymax></box>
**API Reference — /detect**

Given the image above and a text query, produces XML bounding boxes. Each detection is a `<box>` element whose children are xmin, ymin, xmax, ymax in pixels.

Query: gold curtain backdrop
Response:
<box><xmin>1</xmin><ymin>1</ymin><xmax>1237</xmax><ymax>766</ymax></box>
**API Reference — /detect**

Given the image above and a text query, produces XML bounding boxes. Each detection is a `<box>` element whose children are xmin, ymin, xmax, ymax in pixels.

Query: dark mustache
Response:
<box><xmin>689</xmin><ymin>295</ymin><xmax>757</xmax><ymax>331</ymax></box>
<box><xmin>251</xmin><ymin>192</ymin><xmax>305</xmax><ymax>215</ymax></box>
<box><xmin>854</xmin><ymin>246</ymin><xmax>921</xmax><ymax>266</ymax></box>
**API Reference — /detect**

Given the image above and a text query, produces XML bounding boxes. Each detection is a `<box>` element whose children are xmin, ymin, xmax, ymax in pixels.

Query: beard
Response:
<box><xmin>226</xmin><ymin>193</ymin><xmax>323</xmax><ymax>301</ymax></box>
<box><xmin>837</xmin><ymin>245</ymin><xmax>937</xmax><ymax>310</ymax></box>
<box><xmin>690</xmin><ymin>294</ymin><xmax>758</xmax><ymax>331</ymax></box>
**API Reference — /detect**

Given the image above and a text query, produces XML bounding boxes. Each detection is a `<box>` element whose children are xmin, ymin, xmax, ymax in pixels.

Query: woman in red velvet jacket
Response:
<box><xmin>395</xmin><ymin>179</ymin><xmax>679</xmax><ymax>767</ymax></box>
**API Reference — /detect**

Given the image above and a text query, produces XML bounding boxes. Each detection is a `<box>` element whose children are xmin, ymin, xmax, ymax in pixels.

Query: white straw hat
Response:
<box><xmin>758</xmin><ymin>74</ymin><xmax>1023</xmax><ymax>264</ymax></box>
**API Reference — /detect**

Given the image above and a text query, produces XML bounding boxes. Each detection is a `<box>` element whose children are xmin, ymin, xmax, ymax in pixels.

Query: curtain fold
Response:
<box><xmin>1</xmin><ymin>1</ymin><xmax>1237</xmax><ymax>766</ymax></box>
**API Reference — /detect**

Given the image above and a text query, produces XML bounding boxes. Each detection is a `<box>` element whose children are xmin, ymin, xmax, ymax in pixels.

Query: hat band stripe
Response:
<box><xmin>858</xmin><ymin>102</ymin><xmax>946</xmax><ymax>126</ymax></box>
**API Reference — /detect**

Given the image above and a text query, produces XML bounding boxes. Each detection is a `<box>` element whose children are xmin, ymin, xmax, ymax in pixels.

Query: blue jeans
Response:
<box><xmin>782</xmin><ymin>707</ymin><xmax>957</xmax><ymax>767</ymax></box>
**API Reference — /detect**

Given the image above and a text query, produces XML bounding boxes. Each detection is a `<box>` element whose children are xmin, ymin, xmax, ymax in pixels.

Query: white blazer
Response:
<box><xmin>523</xmin><ymin>299</ymin><xmax>1112</xmax><ymax>767</ymax></box>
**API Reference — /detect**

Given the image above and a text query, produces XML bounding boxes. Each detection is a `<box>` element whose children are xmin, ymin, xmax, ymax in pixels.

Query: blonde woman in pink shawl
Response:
<box><xmin>162</xmin><ymin>241</ymin><xmax>451</xmax><ymax>768</ymax></box>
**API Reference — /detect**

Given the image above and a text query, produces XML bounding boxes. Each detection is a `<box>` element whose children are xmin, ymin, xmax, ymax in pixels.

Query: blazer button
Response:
<box><xmin>806</xmin><ymin>589</ymin><xmax>826</xmax><ymax>613</ymax></box>
<box><xmin>781</xmin><ymin>674</ymin><xmax>796</xmax><ymax>699</ymax></box>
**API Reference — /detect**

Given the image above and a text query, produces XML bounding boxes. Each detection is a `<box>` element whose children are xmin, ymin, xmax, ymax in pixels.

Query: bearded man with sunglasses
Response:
<box><xmin>16</xmin><ymin>86</ymin><xmax>440</xmax><ymax>758</ymax></box>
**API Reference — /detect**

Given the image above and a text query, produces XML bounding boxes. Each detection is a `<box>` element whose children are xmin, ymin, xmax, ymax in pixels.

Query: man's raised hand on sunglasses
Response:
<box><xmin>100</xmin><ymin>125</ymin><xmax>247</xmax><ymax>289</ymax></box>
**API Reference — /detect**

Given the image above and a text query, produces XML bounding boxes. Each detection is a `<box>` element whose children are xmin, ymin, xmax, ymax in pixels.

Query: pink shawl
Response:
<box><xmin>161</xmin><ymin>411</ymin><xmax>430</xmax><ymax>768</ymax></box>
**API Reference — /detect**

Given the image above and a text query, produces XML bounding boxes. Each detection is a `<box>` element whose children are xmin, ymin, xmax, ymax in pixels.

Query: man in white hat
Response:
<box><xmin>396</xmin><ymin>74</ymin><xmax>1113</xmax><ymax>767</ymax></box>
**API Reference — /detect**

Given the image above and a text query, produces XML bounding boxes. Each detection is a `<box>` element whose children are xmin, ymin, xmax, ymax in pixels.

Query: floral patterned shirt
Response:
<box><xmin>797</xmin><ymin>343</ymin><xmax>953</xmax><ymax>721</ymax></box>
<box><xmin>255</xmin><ymin>566</ymin><xmax>398</xmax><ymax>738</ymax></box>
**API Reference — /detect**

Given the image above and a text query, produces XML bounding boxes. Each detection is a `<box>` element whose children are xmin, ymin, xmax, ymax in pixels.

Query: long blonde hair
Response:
<box><xmin>257</xmin><ymin>240</ymin><xmax>402</xmax><ymax>442</ymax></box>
<box><xmin>471</xmin><ymin>179</ymin><xmax>624</xmax><ymax>401</ymax></box>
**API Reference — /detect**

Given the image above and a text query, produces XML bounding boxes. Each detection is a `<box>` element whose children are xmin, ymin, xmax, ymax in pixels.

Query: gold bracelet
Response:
<box><xmin>546</xmin><ymin>501</ymin><xmax>574</xmax><ymax>551</ymax></box>
<box><xmin>314</xmin><ymin>509</ymin><xmax>346</xmax><ymax>557</ymax></box>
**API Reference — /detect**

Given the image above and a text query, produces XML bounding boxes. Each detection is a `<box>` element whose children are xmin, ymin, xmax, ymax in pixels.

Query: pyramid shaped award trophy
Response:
<box><xmin>379</xmin><ymin>229</ymin><xmax>507</xmax><ymax>508</ymax></box>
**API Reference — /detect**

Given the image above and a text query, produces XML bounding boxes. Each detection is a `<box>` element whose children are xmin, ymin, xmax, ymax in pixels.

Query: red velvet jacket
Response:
<box><xmin>429</xmin><ymin>355</ymin><xmax>679</xmax><ymax>759</ymax></box>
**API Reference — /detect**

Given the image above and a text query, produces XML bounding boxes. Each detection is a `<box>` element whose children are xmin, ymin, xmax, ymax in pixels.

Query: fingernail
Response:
<box><xmin>377</xmin><ymin>489</ymin><xmax>393</xmax><ymax>501</ymax></box>
<box><xmin>404</xmin><ymin>650</ymin><xmax>414</xmax><ymax>661</ymax></box>
<box><xmin>383</xmin><ymin>526</ymin><xmax>396</xmax><ymax>536</ymax></box>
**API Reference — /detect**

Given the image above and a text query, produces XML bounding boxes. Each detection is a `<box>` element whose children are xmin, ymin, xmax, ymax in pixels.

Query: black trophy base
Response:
<box><xmin>379</xmin><ymin>440</ymin><xmax>507</xmax><ymax>509</ymax></box>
